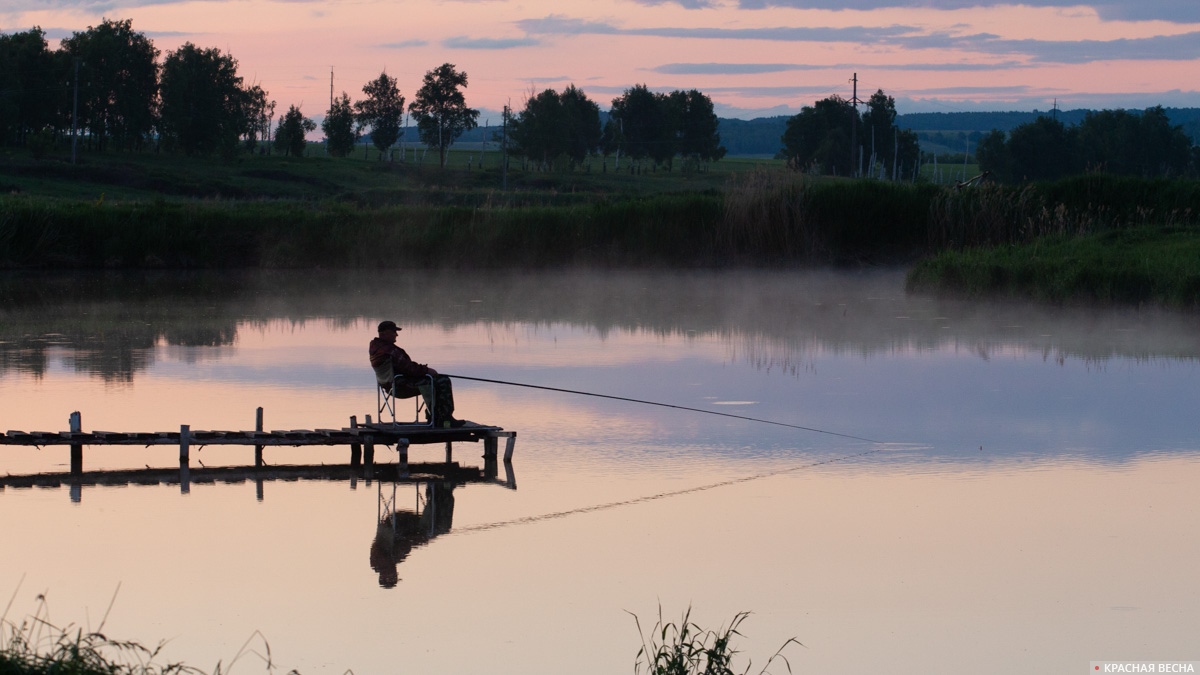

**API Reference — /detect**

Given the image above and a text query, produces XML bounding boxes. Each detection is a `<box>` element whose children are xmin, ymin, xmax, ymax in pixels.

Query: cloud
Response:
<box><xmin>0</xmin><ymin>0</ymin><xmax>316</xmax><ymax>10</ymax></box>
<box><xmin>516</xmin><ymin>75</ymin><xmax>576</xmax><ymax>84</ymax></box>
<box><xmin>14</xmin><ymin>23</ymin><xmax>194</xmax><ymax>40</ymax></box>
<box><xmin>975</xmin><ymin>32</ymin><xmax>1200</xmax><ymax>63</ymax></box>
<box><xmin>379</xmin><ymin>39</ymin><xmax>428</xmax><ymax>49</ymax></box>
<box><xmin>520</xmin><ymin>14</ymin><xmax>1200</xmax><ymax>65</ymax></box>
<box><xmin>3</xmin><ymin>0</ymin><xmax>292</xmax><ymax>12</ymax></box>
<box><xmin>653</xmin><ymin>62</ymin><xmax>822</xmax><ymax>74</ymax></box>
<box><xmin>735</xmin><ymin>0</ymin><xmax>1200</xmax><ymax>24</ymax></box>
<box><xmin>517</xmin><ymin>14</ymin><xmax>916</xmax><ymax>41</ymax></box>
<box><xmin>515</xmin><ymin>15</ymin><xmax>622</xmax><ymax>35</ymax></box>
<box><xmin>625</xmin><ymin>0</ymin><xmax>718</xmax><ymax>8</ymax></box>
<box><xmin>582</xmin><ymin>83</ymin><xmax>842</xmax><ymax>97</ymax></box>
<box><xmin>442</xmin><ymin>35</ymin><xmax>540</xmax><ymax>49</ymax></box>
<box><xmin>905</xmin><ymin>85</ymin><xmax>1036</xmax><ymax>95</ymax></box>
<box><xmin>652</xmin><ymin>61</ymin><xmax>1027</xmax><ymax>74</ymax></box>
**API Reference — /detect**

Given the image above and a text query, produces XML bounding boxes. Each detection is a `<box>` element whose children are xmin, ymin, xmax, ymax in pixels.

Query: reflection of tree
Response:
<box><xmin>0</xmin><ymin>319</ymin><xmax>238</xmax><ymax>383</ymax></box>
<box><xmin>0</xmin><ymin>273</ymin><xmax>240</xmax><ymax>381</ymax></box>
<box><xmin>3</xmin><ymin>270</ymin><xmax>1199</xmax><ymax>384</ymax></box>
<box><xmin>369</xmin><ymin>482</ymin><xmax>455</xmax><ymax>588</ymax></box>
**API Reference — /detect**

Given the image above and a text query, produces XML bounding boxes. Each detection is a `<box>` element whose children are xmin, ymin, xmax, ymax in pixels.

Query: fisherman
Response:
<box><xmin>369</xmin><ymin>320</ymin><xmax>463</xmax><ymax>428</ymax></box>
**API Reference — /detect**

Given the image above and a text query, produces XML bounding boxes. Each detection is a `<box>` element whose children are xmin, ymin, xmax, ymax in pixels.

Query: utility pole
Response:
<box><xmin>502</xmin><ymin>102</ymin><xmax>509</xmax><ymax>191</ymax></box>
<box><xmin>328</xmin><ymin>66</ymin><xmax>333</xmax><ymax>156</ymax></box>
<box><xmin>849</xmin><ymin>72</ymin><xmax>863</xmax><ymax>178</ymax></box>
<box><xmin>71</xmin><ymin>58</ymin><xmax>80</xmax><ymax>164</ymax></box>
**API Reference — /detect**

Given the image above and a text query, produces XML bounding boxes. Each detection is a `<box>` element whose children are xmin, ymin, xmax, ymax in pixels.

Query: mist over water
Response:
<box><xmin>2</xmin><ymin>269</ymin><xmax>1198</xmax><ymax>674</ymax></box>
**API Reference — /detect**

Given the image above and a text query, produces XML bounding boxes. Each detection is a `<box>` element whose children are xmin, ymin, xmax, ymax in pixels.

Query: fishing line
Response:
<box><xmin>451</xmin><ymin>443</ymin><xmax>915</xmax><ymax>535</ymax></box>
<box><xmin>445</xmin><ymin>374</ymin><xmax>885</xmax><ymax>444</ymax></box>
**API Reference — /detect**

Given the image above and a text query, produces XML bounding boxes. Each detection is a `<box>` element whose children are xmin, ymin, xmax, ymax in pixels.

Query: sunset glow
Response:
<box><xmin>3</xmin><ymin>0</ymin><xmax>1199</xmax><ymax>118</ymax></box>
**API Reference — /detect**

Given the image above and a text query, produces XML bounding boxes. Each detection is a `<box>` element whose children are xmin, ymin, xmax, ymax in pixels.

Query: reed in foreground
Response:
<box><xmin>1</xmin><ymin>591</ymin><xmax>283</xmax><ymax>675</ymax></box>
<box><xmin>631</xmin><ymin>605</ymin><xmax>802</xmax><ymax>675</ymax></box>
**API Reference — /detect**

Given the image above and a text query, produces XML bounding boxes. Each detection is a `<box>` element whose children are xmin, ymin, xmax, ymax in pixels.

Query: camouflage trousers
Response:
<box><xmin>416</xmin><ymin>374</ymin><xmax>455</xmax><ymax>422</ymax></box>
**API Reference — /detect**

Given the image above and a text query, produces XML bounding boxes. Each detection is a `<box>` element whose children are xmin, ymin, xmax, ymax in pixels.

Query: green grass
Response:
<box><xmin>917</xmin><ymin>161</ymin><xmax>980</xmax><ymax>184</ymax></box>
<box><xmin>0</xmin><ymin>590</ymin><xmax>277</xmax><ymax>675</ymax></box>
<box><xmin>631</xmin><ymin>606</ymin><xmax>801</xmax><ymax>675</ymax></box>
<box><xmin>0</xmin><ymin>144</ymin><xmax>761</xmax><ymax>205</ymax></box>
<box><xmin>907</xmin><ymin>225</ymin><xmax>1200</xmax><ymax>306</ymax></box>
<box><xmin>0</xmin><ymin>193</ymin><xmax>727</xmax><ymax>268</ymax></box>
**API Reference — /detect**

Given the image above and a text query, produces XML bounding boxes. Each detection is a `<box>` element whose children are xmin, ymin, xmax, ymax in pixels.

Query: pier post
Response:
<box><xmin>179</xmin><ymin>424</ymin><xmax>190</xmax><ymax>465</ymax></box>
<box><xmin>364</xmin><ymin>415</ymin><xmax>374</xmax><ymax>468</ymax></box>
<box><xmin>503</xmin><ymin>459</ymin><xmax>516</xmax><ymax>490</ymax></box>
<box><xmin>398</xmin><ymin>439</ymin><xmax>409</xmax><ymax>478</ymax></box>
<box><xmin>504</xmin><ymin>433</ymin><xmax>516</xmax><ymax>462</ymax></box>
<box><xmin>254</xmin><ymin>407</ymin><xmax>264</xmax><ymax>468</ymax></box>
<box><xmin>349</xmin><ymin>415</ymin><xmax>361</xmax><ymax>468</ymax></box>
<box><xmin>445</xmin><ymin>441</ymin><xmax>452</xmax><ymax>464</ymax></box>
<box><xmin>179</xmin><ymin>424</ymin><xmax>191</xmax><ymax>495</ymax></box>
<box><xmin>483</xmin><ymin>436</ymin><xmax>497</xmax><ymax>479</ymax></box>
<box><xmin>69</xmin><ymin>411</ymin><xmax>82</xmax><ymax>475</ymax></box>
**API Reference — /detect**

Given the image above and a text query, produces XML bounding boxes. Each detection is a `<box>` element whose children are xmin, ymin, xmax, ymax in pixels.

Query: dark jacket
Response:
<box><xmin>369</xmin><ymin>337</ymin><xmax>432</xmax><ymax>382</ymax></box>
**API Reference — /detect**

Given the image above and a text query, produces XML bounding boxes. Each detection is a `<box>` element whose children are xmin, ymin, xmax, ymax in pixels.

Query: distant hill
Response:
<box><xmin>714</xmin><ymin>116</ymin><xmax>792</xmax><ymax>158</ymax></box>
<box><xmin>387</xmin><ymin>108</ymin><xmax>1200</xmax><ymax>159</ymax></box>
<box><xmin>714</xmin><ymin>108</ymin><xmax>1200</xmax><ymax>158</ymax></box>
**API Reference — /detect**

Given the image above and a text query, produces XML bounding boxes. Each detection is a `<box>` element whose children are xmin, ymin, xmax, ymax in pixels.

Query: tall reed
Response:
<box><xmin>927</xmin><ymin>174</ymin><xmax>1200</xmax><ymax>250</ymax></box>
<box><xmin>1</xmin><ymin>592</ymin><xmax>277</xmax><ymax>675</ymax></box>
<box><xmin>722</xmin><ymin>169</ymin><xmax>936</xmax><ymax>263</ymax></box>
<box><xmin>4</xmin><ymin>174</ymin><xmax>1198</xmax><ymax>269</ymax></box>
<box><xmin>631</xmin><ymin>605</ymin><xmax>801</xmax><ymax>675</ymax></box>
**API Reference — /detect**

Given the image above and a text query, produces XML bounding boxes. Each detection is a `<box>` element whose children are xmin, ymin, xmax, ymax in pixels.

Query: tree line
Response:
<box><xmin>506</xmin><ymin>83</ymin><xmax>725</xmax><ymax>172</ymax></box>
<box><xmin>1</xmin><ymin>20</ymin><xmax>267</xmax><ymax>156</ymax></box>
<box><xmin>321</xmin><ymin>63</ymin><xmax>479</xmax><ymax>167</ymax></box>
<box><xmin>2</xmin><ymin>19</ymin><xmax>729</xmax><ymax>171</ymax></box>
<box><xmin>780</xmin><ymin>89</ymin><xmax>921</xmax><ymax>180</ymax></box>
<box><xmin>0</xmin><ymin>20</ymin><xmax>479</xmax><ymax>165</ymax></box>
<box><xmin>976</xmin><ymin>108</ymin><xmax>1199</xmax><ymax>182</ymax></box>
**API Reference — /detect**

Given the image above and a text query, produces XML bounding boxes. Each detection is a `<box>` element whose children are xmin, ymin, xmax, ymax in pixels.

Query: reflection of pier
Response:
<box><xmin>1</xmin><ymin>408</ymin><xmax>517</xmax><ymax>500</ymax></box>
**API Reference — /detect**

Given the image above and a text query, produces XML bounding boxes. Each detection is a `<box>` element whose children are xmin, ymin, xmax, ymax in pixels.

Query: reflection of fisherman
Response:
<box><xmin>368</xmin><ymin>320</ymin><xmax>463</xmax><ymax>428</ymax></box>
<box><xmin>369</xmin><ymin>482</ymin><xmax>457</xmax><ymax>588</ymax></box>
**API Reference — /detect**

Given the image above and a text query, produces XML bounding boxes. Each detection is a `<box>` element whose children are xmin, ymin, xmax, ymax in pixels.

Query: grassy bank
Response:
<box><xmin>0</xmin><ymin>195</ymin><xmax>729</xmax><ymax>268</ymax></box>
<box><xmin>4</xmin><ymin>147</ymin><xmax>1200</xmax><ymax>275</ymax></box>
<box><xmin>906</xmin><ymin>226</ymin><xmax>1200</xmax><ymax>307</ymax></box>
<box><xmin>927</xmin><ymin>174</ymin><xmax>1200</xmax><ymax>249</ymax></box>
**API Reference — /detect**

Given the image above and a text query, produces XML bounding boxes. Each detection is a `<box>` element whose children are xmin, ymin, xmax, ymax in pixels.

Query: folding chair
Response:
<box><xmin>376</xmin><ymin>373</ymin><xmax>436</xmax><ymax>426</ymax></box>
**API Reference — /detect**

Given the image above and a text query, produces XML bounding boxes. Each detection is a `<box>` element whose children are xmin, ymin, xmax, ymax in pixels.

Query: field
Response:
<box><xmin>0</xmin><ymin>142</ymin><xmax>781</xmax><ymax>204</ymax></box>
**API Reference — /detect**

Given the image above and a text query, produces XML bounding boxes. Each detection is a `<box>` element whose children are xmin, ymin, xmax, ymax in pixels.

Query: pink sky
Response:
<box><xmin>4</xmin><ymin>0</ymin><xmax>1200</xmax><ymax>119</ymax></box>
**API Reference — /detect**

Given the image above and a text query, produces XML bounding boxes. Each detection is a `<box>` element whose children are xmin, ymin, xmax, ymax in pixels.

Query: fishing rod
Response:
<box><xmin>444</xmin><ymin>373</ymin><xmax>884</xmax><ymax>444</ymax></box>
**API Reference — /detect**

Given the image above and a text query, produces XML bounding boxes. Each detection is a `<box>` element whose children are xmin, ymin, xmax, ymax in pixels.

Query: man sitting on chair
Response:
<box><xmin>369</xmin><ymin>320</ymin><xmax>463</xmax><ymax>428</ymax></box>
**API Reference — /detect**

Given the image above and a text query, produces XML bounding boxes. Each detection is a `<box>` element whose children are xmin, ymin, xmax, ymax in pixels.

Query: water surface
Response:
<box><xmin>2</xmin><ymin>269</ymin><xmax>1198</xmax><ymax>674</ymax></box>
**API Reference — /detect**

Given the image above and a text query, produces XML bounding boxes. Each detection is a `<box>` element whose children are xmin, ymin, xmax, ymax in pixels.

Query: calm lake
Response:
<box><xmin>2</xmin><ymin>269</ymin><xmax>1198</xmax><ymax>674</ymax></box>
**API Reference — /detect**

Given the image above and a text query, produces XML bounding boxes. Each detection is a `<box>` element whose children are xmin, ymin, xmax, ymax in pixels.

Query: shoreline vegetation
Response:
<box><xmin>2</xmin><ymin>598</ymin><xmax>793</xmax><ymax>675</ymax></box>
<box><xmin>2</xmin><ymin>149</ymin><xmax>1199</xmax><ymax>307</ymax></box>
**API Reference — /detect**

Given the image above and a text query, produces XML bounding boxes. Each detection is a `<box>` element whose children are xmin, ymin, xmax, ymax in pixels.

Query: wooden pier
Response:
<box><xmin>1</xmin><ymin>408</ymin><xmax>516</xmax><ymax>484</ymax></box>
